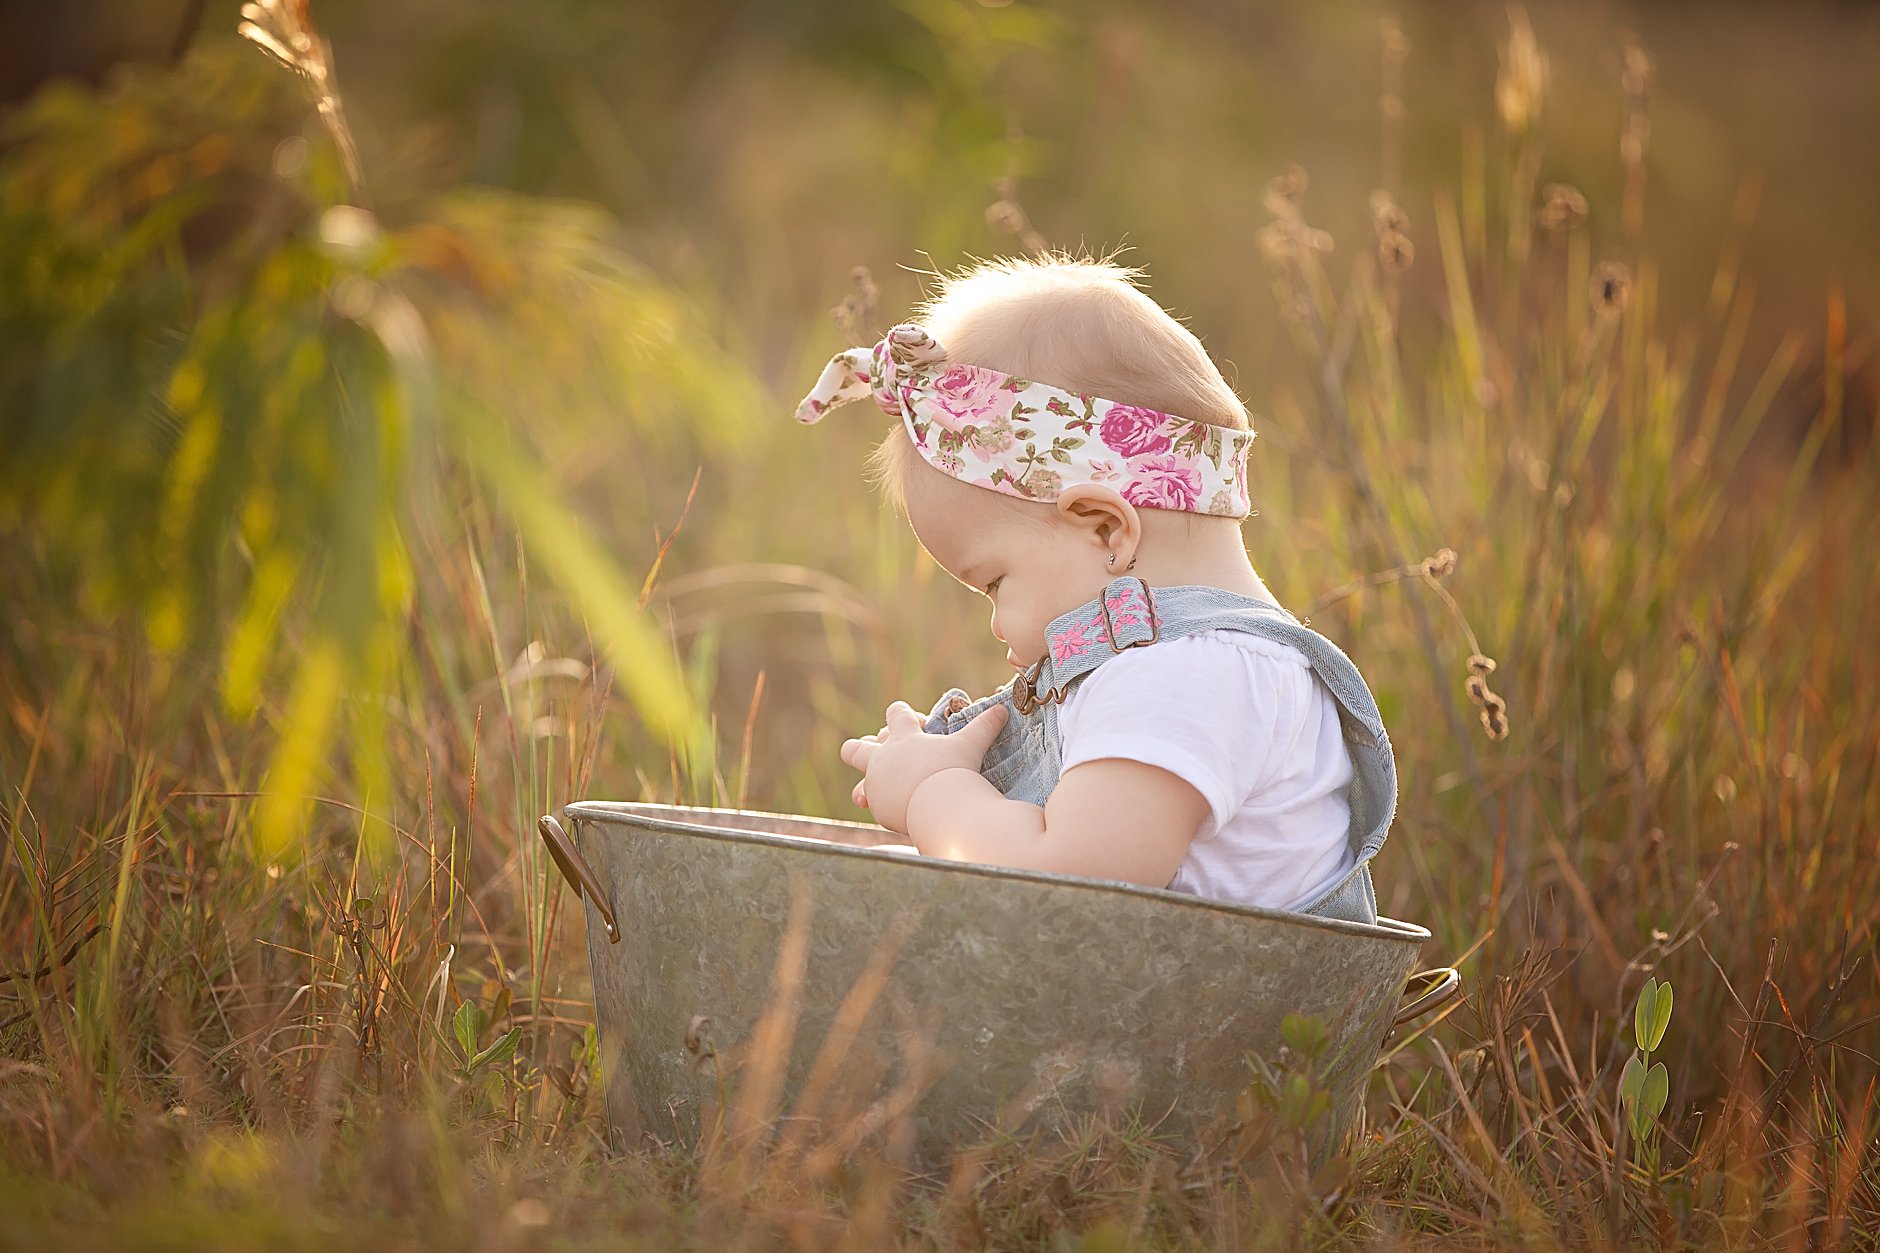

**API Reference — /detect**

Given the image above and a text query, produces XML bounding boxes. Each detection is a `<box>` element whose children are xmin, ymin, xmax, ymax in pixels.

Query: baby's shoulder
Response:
<box><xmin>1109</xmin><ymin>627</ymin><xmax>1311</xmax><ymax>674</ymax></box>
<box><xmin>1079</xmin><ymin>627</ymin><xmax>1313</xmax><ymax>700</ymax></box>
<box><xmin>1185</xmin><ymin>627</ymin><xmax>1313</xmax><ymax>668</ymax></box>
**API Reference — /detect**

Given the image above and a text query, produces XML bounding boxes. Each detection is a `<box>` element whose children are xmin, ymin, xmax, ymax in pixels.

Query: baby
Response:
<box><xmin>796</xmin><ymin>252</ymin><xmax>1397</xmax><ymax>923</ymax></box>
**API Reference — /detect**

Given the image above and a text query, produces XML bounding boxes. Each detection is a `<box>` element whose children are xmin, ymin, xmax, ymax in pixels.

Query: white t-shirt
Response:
<box><xmin>1055</xmin><ymin>629</ymin><xmax>1357</xmax><ymax>911</ymax></box>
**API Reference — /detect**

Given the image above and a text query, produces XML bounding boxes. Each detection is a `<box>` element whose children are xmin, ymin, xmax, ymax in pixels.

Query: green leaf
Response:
<box><xmin>579</xmin><ymin>1023</ymin><xmax>600</xmax><ymax>1080</ymax></box>
<box><xmin>1280</xmin><ymin>1012</ymin><xmax>1330</xmax><ymax>1062</ymax></box>
<box><xmin>1645</xmin><ymin>980</ymin><xmax>1673</xmax><ymax>1052</ymax></box>
<box><xmin>453</xmin><ymin>1001</ymin><xmax>482</xmax><ymax>1060</ymax></box>
<box><xmin>1634</xmin><ymin>976</ymin><xmax>1660</xmax><ymax>1053</ymax></box>
<box><xmin>1628</xmin><ymin>1098</ymin><xmax>1651</xmax><ymax>1143</ymax></box>
<box><xmin>470</xmin><ymin>1026</ymin><xmax>523</xmax><ymax>1073</ymax></box>
<box><xmin>1280</xmin><ymin>1073</ymin><xmax>1313</xmax><ymax>1127</ymax></box>
<box><xmin>219</xmin><ymin>547</ymin><xmax>301</xmax><ymax>719</ymax></box>
<box><xmin>1641</xmin><ymin>1061</ymin><xmax>1669</xmax><ymax>1121</ymax></box>
<box><xmin>1619</xmin><ymin>1053</ymin><xmax>1645</xmax><ymax>1105</ymax></box>
<box><xmin>251</xmin><ymin>636</ymin><xmax>346</xmax><ymax>861</ymax></box>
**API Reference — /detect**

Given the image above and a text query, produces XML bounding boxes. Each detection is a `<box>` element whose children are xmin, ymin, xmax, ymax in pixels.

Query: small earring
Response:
<box><xmin>1107</xmin><ymin>554</ymin><xmax>1116</xmax><ymax>568</ymax></box>
<box><xmin>1127</xmin><ymin>557</ymin><xmax>1137</xmax><ymax>572</ymax></box>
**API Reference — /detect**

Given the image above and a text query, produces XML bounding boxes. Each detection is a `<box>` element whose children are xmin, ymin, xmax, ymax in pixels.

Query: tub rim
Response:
<box><xmin>563</xmin><ymin>799</ymin><xmax>1430</xmax><ymax>946</ymax></box>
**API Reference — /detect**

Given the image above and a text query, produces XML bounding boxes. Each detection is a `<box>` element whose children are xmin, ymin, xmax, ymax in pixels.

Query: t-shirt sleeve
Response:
<box><xmin>1056</xmin><ymin>633</ymin><xmax>1305</xmax><ymax>842</ymax></box>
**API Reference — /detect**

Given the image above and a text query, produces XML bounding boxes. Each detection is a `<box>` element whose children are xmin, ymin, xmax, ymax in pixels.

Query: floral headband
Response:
<box><xmin>792</xmin><ymin>323</ymin><xmax>1255</xmax><ymax>517</ymax></box>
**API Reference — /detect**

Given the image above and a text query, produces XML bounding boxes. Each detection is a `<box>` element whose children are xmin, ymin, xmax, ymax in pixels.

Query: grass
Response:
<box><xmin>3</xmin><ymin>5</ymin><xmax>1879</xmax><ymax>1249</ymax></box>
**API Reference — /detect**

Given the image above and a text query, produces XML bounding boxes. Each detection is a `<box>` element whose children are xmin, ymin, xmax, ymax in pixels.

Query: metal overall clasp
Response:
<box><xmin>1010</xmin><ymin>656</ymin><xmax>1064</xmax><ymax>716</ymax></box>
<box><xmin>1010</xmin><ymin>577</ymin><xmax>1160</xmax><ymax>715</ymax></box>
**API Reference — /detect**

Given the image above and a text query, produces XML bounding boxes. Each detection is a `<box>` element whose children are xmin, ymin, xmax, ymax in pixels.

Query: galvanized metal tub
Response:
<box><xmin>543</xmin><ymin>802</ymin><xmax>1454</xmax><ymax>1168</ymax></box>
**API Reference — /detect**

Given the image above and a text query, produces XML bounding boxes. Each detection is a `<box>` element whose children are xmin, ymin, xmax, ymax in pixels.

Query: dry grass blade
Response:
<box><xmin>237</xmin><ymin>0</ymin><xmax>363</xmax><ymax>193</ymax></box>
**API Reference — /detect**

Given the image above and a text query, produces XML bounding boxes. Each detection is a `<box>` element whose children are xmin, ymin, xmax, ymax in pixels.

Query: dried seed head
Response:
<box><xmin>1369</xmin><ymin>193</ymin><xmax>1415</xmax><ymax>272</ymax></box>
<box><xmin>1380</xmin><ymin>17</ymin><xmax>1409</xmax><ymax>61</ymax></box>
<box><xmin>1306</xmin><ymin>228</ymin><xmax>1335</xmax><ymax>254</ymax></box>
<box><xmin>1537</xmin><ymin>183</ymin><xmax>1588</xmax><ymax>233</ymax></box>
<box><xmin>1479</xmin><ymin>692</ymin><xmax>1510</xmax><ymax>740</ymax></box>
<box><xmin>1495</xmin><ymin>7</ymin><xmax>1549</xmax><ymax>136</ymax></box>
<box><xmin>1622</xmin><ymin>44</ymin><xmax>1652</xmax><ymax>96</ymax></box>
<box><xmin>1256</xmin><ymin>221</ymin><xmax>1295</xmax><ymax>264</ymax></box>
<box><xmin>986</xmin><ymin>199</ymin><xmax>1028</xmax><ymax>235</ymax></box>
<box><xmin>1369</xmin><ymin>191</ymin><xmax>1410</xmax><ymax>237</ymax></box>
<box><xmin>1424</xmin><ymin>548</ymin><xmax>1458</xmax><ymax>580</ymax></box>
<box><xmin>1463</xmin><ymin>651</ymin><xmax>1510</xmax><ymax>741</ymax></box>
<box><xmin>829</xmin><ymin>264</ymin><xmax>881</xmax><ymax>345</ymax></box>
<box><xmin>1590</xmin><ymin>261</ymin><xmax>1632</xmax><ymax>318</ymax></box>
<box><xmin>1378</xmin><ymin>232</ymin><xmax>1414</xmax><ymax>274</ymax></box>
<box><xmin>1263</xmin><ymin>164</ymin><xmax>1309</xmax><ymax>218</ymax></box>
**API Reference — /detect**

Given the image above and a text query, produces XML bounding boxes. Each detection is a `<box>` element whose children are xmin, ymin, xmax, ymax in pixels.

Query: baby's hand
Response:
<box><xmin>839</xmin><ymin>700</ymin><xmax>1008</xmax><ymax>834</ymax></box>
<box><xmin>845</xmin><ymin>715</ymin><xmax>892</xmax><ymax>809</ymax></box>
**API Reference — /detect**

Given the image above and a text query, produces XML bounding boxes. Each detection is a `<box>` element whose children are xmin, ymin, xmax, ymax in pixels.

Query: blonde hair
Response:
<box><xmin>863</xmin><ymin>248</ymin><xmax>1252</xmax><ymax>520</ymax></box>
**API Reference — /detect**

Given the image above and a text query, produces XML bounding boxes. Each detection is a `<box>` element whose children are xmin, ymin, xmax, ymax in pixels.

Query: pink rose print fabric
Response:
<box><xmin>929</xmin><ymin>364</ymin><xmax>1019</xmax><ymax>432</ymax></box>
<box><xmin>1099</xmin><ymin>403</ymin><xmax>1173</xmax><ymax>457</ymax></box>
<box><xmin>1120</xmin><ymin>454</ymin><xmax>1204</xmax><ymax>511</ymax></box>
<box><xmin>793</xmin><ymin>322</ymin><xmax>1254</xmax><ymax>519</ymax></box>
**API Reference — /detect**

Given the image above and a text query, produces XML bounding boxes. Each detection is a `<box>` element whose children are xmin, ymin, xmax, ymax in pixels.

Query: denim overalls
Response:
<box><xmin>920</xmin><ymin>575</ymin><xmax>1396</xmax><ymax>925</ymax></box>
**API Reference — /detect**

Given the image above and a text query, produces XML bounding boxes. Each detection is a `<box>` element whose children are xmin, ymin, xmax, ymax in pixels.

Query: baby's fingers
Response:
<box><xmin>851</xmin><ymin>781</ymin><xmax>868</xmax><ymax>808</ymax></box>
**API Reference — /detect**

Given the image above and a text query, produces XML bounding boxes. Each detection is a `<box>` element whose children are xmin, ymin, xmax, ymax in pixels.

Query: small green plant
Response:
<box><xmin>453</xmin><ymin>997</ymin><xmax>523</xmax><ymax>1103</ymax></box>
<box><xmin>1227</xmin><ymin>1013</ymin><xmax>1354</xmax><ymax>1198</ymax></box>
<box><xmin>1241</xmin><ymin>1012</ymin><xmax>1335</xmax><ymax>1134</ymax></box>
<box><xmin>1619</xmin><ymin>976</ymin><xmax>1674</xmax><ymax>1174</ymax></box>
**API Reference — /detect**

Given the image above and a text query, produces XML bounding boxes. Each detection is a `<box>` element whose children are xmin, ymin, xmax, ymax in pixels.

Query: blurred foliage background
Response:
<box><xmin>2</xmin><ymin>0</ymin><xmax>1878</xmax><ymax>1246</ymax></box>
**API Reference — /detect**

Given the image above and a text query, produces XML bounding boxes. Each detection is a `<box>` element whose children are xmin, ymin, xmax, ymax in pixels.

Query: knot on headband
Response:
<box><xmin>794</xmin><ymin>323</ymin><xmax>947</xmax><ymax>424</ymax></box>
<box><xmin>793</xmin><ymin>322</ymin><xmax>1256</xmax><ymax>519</ymax></box>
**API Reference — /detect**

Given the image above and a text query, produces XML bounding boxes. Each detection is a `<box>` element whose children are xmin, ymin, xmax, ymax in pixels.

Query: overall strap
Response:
<box><xmin>1032</xmin><ymin>586</ymin><xmax>1397</xmax><ymax>924</ymax></box>
<box><xmin>922</xmin><ymin>578</ymin><xmax>1398</xmax><ymax>923</ymax></box>
<box><xmin>1156</xmin><ymin>609</ymin><xmax>1397</xmax><ymax>923</ymax></box>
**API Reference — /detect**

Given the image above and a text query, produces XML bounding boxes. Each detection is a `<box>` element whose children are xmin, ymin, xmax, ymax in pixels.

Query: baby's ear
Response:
<box><xmin>1056</xmin><ymin>484</ymin><xmax>1136</xmax><ymax>548</ymax></box>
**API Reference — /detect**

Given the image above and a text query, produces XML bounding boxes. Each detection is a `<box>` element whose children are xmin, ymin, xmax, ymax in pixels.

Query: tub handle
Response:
<box><xmin>538</xmin><ymin>814</ymin><xmax>620</xmax><ymax>944</ymax></box>
<box><xmin>1393</xmin><ymin>966</ymin><xmax>1461</xmax><ymax>1027</ymax></box>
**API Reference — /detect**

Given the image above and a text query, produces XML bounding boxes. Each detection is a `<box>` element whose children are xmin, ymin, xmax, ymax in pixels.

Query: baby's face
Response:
<box><xmin>905</xmin><ymin>472</ymin><xmax>1112</xmax><ymax>671</ymax></box>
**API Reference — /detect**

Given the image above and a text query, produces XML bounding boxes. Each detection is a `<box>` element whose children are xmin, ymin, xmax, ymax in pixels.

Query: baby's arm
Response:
<box><xmin>903</xmin><ymin>759</ymin><xmax>1209</xmax><ymax>887</ymax></box>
